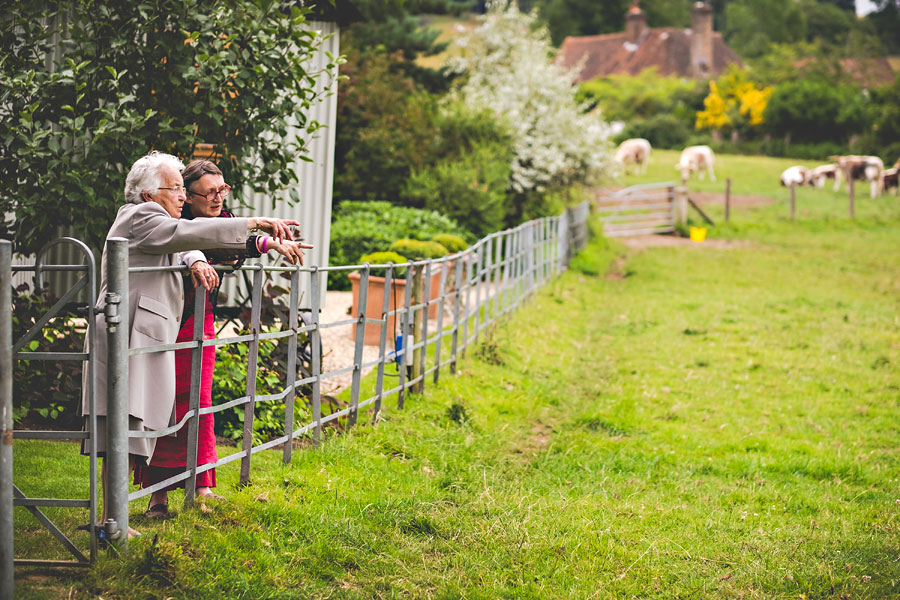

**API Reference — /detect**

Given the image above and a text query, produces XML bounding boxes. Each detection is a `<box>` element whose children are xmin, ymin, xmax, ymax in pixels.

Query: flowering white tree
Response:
<box><xmin>448</xmin><ymin>0</ymin><xmax>614</xmax><ymax>195</ymax></box>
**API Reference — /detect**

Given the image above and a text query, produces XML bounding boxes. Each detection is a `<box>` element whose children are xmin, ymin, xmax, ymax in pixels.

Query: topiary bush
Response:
<box><xmin>389</xmin><ymin>239</ymin><xmax>449</xmax><ymax>260</ymax></box>
<box><xmin>329</xmin><ymin>201</ymin><xmax>469</xmax><ymax>289</ymax></box>
<box><xmin>358</xmin><ymin>251</ymin><xmax>409</xmax><ymax>277</ymax></box>
<box><xmin>431</xmin><ymin>234</ymin><xmax>467</xmax><ymax>254</ymax></box>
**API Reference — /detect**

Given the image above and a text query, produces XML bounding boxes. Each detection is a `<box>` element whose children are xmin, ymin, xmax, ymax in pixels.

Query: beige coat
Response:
<box><xmin>82</xmin><ymin>201</ymin><xmax>251</xmax><ymax>458</ymax></box>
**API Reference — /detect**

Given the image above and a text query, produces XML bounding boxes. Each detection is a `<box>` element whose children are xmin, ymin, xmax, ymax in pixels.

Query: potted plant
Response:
<box><xmin>348</xmin><ymin>252</ymin><xmax>410</xmax><ymax>346</ymax></box>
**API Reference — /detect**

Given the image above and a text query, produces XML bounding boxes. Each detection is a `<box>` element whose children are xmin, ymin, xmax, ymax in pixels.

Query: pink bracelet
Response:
<box><xmin>255</xmin><ymin>236</ymin><xmax>263</xmax><ymax>253</ymax></box>
<box><xmin>261</xmin><ymin>236</ymin><xmax>269</xmax><ymax>253</ymax></box>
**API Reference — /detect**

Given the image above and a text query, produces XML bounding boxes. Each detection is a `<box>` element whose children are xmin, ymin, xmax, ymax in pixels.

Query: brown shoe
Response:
<box><xmin>145</xmin><ymin>503</ymin><xmax>170</xmax><ymax>519</ymax></box>
<box><xmin>197</xmin><ymin>492</ymin><xmax>226</xmax><ymax>501</ymax></box>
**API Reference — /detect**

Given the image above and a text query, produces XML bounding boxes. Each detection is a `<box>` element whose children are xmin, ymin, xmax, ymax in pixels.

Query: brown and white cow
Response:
<box><xmin>809</xmin><ymin>164</ymin><xmax>840</xmax><ymax>190</ymax></box>
<box><xmin>780</xmin><ymin>166</ymin><xmax>811</xmax><ymax>187</ymax></box>
<box><xmin>831</xmin><ymin>155</ymin><xmax>885</xmax><ymax>199</ymax></box>
<box><xmin>675</xmin><ymin>145</ymin><xmax>716</xmax><ymax>183</ymax></box>
<box><xmin>883</xmin><ymin>159</ymin><xmax>900</xmax><ymax>195</ymax></box>
<box><xmin>614</xmin><ymin>138</ymin><xmax>652</xmax><ymax>175</ymax></box>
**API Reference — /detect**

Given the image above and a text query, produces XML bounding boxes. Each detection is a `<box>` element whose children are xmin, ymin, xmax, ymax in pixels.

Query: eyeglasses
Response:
<box><xmin>158</xmin><ymin>186</ymin><xmax>187</xmax><ymax>194</ymax></box>
<box><xmin>188</xmin><ymin>184</ymin><xmax>232</xmax><ymax>202</ymax></box>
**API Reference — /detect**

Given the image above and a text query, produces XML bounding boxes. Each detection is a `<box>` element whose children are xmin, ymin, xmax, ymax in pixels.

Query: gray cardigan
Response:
<box><xmin>82</xmin><ymin>201</ymin><xmax>250</xmax><ymax>458</ymax></box>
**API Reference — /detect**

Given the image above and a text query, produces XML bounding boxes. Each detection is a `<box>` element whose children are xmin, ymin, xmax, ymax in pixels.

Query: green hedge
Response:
<box><xmin>329</xmin><ymin>201</ymin><xmax>469</xmax><ymax>290</ymax></box>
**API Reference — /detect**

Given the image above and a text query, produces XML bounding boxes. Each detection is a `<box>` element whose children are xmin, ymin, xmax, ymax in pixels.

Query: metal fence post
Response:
<box><xmin>459</xmin><ymin>253</ymin><xmax>473</xmax><ymax>359</ymax></box>
<box><xmin>1</xmin><ymin>241</ymin><xmax>14</xmax><ymax>598</ymax></box>
<box><xmin>397</xmin><ymin>262</ymin><xmax>414</xmax><ymax>409</ymax></box>
<box><xmin>373</xmin><ymin>265</ymin><xmax>393</xmax><ymax>422</ymax></box>
<box><xmin>309</xmin><ymin>268</ymin><xmax>322</xmax><ymax>445</ymax></box>
<box><xmin>183</xmin><ymin>287</ymin><xmax>207</xmax><ymax>508</ymax></box>
<box><xmin>449</xmin><ymin>251</ymin><xmax>464</xmax><ymax>375</ymax></box>
<box><xmin>349</xmin><ymin>265</ymin><xmax>369</xmax><ymax>427</ymax></box>
<box><xmin>491</xmin><ymin>236</ymin><xmax>503</xmax><ymax>319</ymax></box>
<box><xmin>472</xmin><ymin>243</ymin><xmax>483</xmax><ymax>344</ymax></box>
<box><xmin>239</xmin><ymin>268</ymin><xmax>264</xmax><ymax>487</ymax></box>
<box><xmin>417</xmin><ymin>261</ymin><xmax>432</xmax><ymax>394</ymax></box>
<box><xmin>105</xmin><ymin>238</ymin><xmax>129</xmax><ymax>550</ymax></box>
<box><xmin>283</xmin><ymin>268</ymin><xmax>300</xmax><ymax>464</ymax></box>
<box><xmin>432</xmin><ymin>260</ymin><xmax>447</xmax><ymax>385</ymax></box>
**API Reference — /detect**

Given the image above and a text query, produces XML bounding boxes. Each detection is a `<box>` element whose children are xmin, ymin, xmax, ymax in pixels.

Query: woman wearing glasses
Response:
<box><xmin>83</xmin><ymin>152</ymin><xmax>311</xmax><ymax>539</ymax></box>
<box><xmin>134</xmin><ymin>159</ymin><xmax>307</xmax><ymax>517</ymax></box>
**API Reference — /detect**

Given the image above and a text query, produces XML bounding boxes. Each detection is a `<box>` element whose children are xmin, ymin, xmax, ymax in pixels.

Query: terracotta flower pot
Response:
<box><xmin>348</xmin><ymin>264</ymin><xmax>451</xmax><ymax>346</ymax></box>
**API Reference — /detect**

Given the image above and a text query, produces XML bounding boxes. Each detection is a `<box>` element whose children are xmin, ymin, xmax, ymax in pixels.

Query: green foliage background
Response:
<box><xmin>0</xmin><ymin>0</ymin><xmax>339</xmax><ymax>254</ymax></box>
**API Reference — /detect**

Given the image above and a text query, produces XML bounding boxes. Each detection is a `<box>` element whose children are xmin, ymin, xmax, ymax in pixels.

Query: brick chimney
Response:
<box><xmin>625</xmin><ymin>2</ymin><xmax>647</xmax><ymax>46</ymax></box>
<box><xmin>690</xmin><ymin>1</ymin><xmax>713</xmax><ymax>78</ymax></box>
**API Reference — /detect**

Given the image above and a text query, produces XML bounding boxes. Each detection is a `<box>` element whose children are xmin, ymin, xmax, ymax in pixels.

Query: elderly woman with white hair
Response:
<box><xmin>82</xmin><ymin>151</ymin><xmax>311</xmax><ymax>538</ymax></box>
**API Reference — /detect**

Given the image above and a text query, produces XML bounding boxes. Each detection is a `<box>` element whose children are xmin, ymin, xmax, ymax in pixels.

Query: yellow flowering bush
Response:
<box><xmin>695</xmin><ymin>67</ymin><xmax>773</xmax><ymax>135</ymax></box>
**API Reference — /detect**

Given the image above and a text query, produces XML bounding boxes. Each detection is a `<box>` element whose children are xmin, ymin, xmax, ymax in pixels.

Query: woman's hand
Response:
<box><xmin>269</xmin><ymin>239</ymin><xmax>314</xmax><ymax>265</ymax></box>
<box><xmin>190</xmin><ymin>260</ymin><xmax>219</xmax><ymax>291</ymax></box>
<box><xmin>250</xmin><ymin>217</ymin><xmax>299</xmax><ymax>241</ymax></box>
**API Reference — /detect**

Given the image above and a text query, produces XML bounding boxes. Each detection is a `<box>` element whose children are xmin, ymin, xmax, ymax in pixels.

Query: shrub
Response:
<box><xmin>764</xmin><ymin>77</ymin><xmax>871</xmax><ymax>144</ymax></box>
<box><xmin>431</xmin><ymin>234</ymin><xmax>468</xmax><ymax>253</ymax></box>
<box><xmin>329</xmin><ymin>201</ymin><xmax>469</xmax><ymax>289</ymax></box>
<box><xmin>405</xmin><ymin>145</ymin><xmax>508</xmax><ymax>237</ymax></box>
<box><xmin>334</xmin><ymin>43</ymin><xmax>438</xmax><ymax>203</ymax></box>
<box><xmin>618</xmin><ymin>114</ymin><xmax>692</xmax><ymax>150</ymax></box>
<box><xmin>358</xmin><ymin>251</ymin><xmax>409</xmax><ymax>277</ymax></box>
<box><xmin>389</xmin><ymin>239</ymin><xmax>449</xmax><ymax>260</ymax></box>
<box><xmin>448</xmin><ymin>3</ymin><xmax>614</xmax><ymax>196</ymax></box>
<box><xmin>11</xmin><ymin>283</ymin><xmax>84</xmax><ymax>430</ymax></box>
<box><xmin>577</xmin><ymin>68</ymin><xmax>705</xmax><ymax>123</ymax></box>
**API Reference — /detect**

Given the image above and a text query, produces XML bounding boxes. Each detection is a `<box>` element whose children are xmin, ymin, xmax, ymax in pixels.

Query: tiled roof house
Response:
<box><xmin>556</xmin><ymin>2</ymin><xmax>743</xmax><ymax>83</ymax></box>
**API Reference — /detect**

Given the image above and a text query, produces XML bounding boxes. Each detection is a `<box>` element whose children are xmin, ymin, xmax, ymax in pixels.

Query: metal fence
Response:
<box><xmin>1</xmin><ymin>202</ymin><xmax>589</xmax><ymax>590</ymax></box>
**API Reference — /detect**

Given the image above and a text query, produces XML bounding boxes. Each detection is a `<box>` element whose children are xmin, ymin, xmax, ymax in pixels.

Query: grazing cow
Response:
<box><xmin>809</xmin><ymin>164</ymin><xmax>840</xmax><ymax>190</ymax></box>
<box><xmin>614</xmin><ymin>138</ymin><xmax>652</xmax><ymax>175</ymax></box>
<box><xmin>831</xmin><ymin>155</ymin><xmax>885</xmax><ymax>198</ymax></box>
<box><xmin>883</xmin><ymin>159</ymin><xmax>900</xmax><ymax>195</ymax></box>
<box><xmin>675</xmin><ymin>145</ymin><xmax>716</xmax><ymax>183</ymax></box>
<box><xmin>780</xmin><ymin>166</ymin><xmax>811</xmax><ymax>187</ymax></box>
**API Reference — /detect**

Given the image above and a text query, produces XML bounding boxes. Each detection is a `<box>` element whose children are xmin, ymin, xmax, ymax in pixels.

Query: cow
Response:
<box><xmin>614</xmin><ymin>138</ymin><xmax>652</xmax><ymax>175</ymax></box>
<box><xmin>809</xmin><ymin>164</ymin><xmax>840</xmax><ymax>190</ymax></box>
<box><xmin>780</xmin><ymin>165</ymin><xmax>811</xmax><ymax>187</ymax></box>
<box><xmin>675</xmin><ymin>145</ymin><xmax>716</xmax><ymax>183</ymax></box>
<box><xmin>884</xmin><ymin>159</ymin><xmax>900</xmax><ymax>195</ymax></box>
<box><xmin>831</xmin><ymin>155</ymin><xmax>885</xmax><ymax>199</ymax></box>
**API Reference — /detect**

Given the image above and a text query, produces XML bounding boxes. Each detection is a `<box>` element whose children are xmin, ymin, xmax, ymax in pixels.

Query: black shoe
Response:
<box><xmin>144</xmin><ymin>503</ymin><xmax>170</xmax><ymax>520</ymax></box>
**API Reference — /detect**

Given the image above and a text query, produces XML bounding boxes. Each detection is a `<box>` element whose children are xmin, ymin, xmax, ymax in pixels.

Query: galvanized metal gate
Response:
<box><xmin>595</xmin><ymin>182</ymin><xmax>678</xmax><ymax>237</ymax></box>
<box><xmin>1</xmin><ymin>238</ymin><xmax>99</xmax><ymax>596</ymax></box>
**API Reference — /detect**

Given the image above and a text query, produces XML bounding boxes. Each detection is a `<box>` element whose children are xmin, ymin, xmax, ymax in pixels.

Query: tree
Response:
<box><xmin>723</xmin><ymin>0</ymin><xmax>806</xmax><ymax>58</ymax></box>
<box><xmin>695</xmin><ymin>67</ymin><xmax>773</xmax><ymax>138</ymax></box>
<box><xmin>764</xmin><ymin>77</ymin><xmax>870</xmax><ymax>145</ymax></box>
<box><xmin>866</xmin><ymin>1</ymin><xmax>900</xmax><ymax>54</ymax></box>
<box><xmin>448</xmin><ymin>1</ymin><xmax>613</xmax><ymax>223</ymax></box>
<box><xmin>333</xmin><ymin>44</ymin><xmax>437</xmax><ymax>203</ymax></box>
<box><xmin>0</xmin><ymin>0</ymin><xmax>339</xmax><ymax>254</ymax></box>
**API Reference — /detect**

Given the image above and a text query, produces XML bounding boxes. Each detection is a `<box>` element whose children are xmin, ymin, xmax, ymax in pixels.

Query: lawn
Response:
<box><xmin>13</xmin><ymin>152</ymin><xmax>900</xmax><ymax>598</ymax></box>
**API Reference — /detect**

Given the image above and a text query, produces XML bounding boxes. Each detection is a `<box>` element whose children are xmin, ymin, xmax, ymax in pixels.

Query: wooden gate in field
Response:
<box><xmin>595</xmin><ymin>182</ymin><xmax>677</xmax><ymax>237</ymax></box>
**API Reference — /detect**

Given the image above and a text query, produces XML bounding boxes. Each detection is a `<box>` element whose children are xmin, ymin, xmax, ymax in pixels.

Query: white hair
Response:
<box><xmin>124</xmin><ymin>151</ymin><xmax>184</xmax><ymax>205</ymax></box>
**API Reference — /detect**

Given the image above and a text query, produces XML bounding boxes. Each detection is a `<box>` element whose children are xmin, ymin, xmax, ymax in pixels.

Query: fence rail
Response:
<box><xmin>1</xmin><ymin>202</ymin><xmax>588</xmax><ymax>590</ymax></box>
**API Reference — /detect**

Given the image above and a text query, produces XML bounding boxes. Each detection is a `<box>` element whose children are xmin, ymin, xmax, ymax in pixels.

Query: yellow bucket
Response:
<box><xmin>689</xmin><ymin>227</ymin><xmax>707</xmax><ymax>242</ymax></box>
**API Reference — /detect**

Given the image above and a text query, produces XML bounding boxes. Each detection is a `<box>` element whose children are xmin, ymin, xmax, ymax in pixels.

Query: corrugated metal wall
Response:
<box><xmin>11</xmin><ymin>21</ymin><xmax>339</xmax><ymax>312</ymax></box>
<box><xmin>220</xmin><ymin>20</ymin><xmax>339</xmax><ymax>312</ymax></box>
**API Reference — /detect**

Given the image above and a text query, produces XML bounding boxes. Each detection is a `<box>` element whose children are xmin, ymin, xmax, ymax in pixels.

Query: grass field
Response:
<box><xmin>13</xmin><ymin>152</ymin><xmax>900</xmax><ymax>598</ymax></box>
